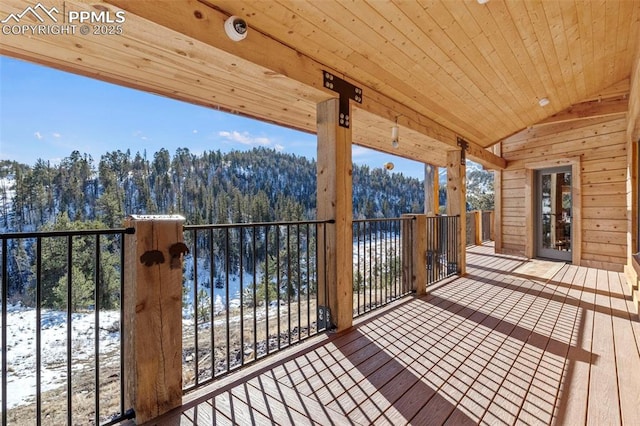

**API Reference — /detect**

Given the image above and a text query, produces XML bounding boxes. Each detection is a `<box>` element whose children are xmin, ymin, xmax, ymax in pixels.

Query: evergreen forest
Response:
<box><xmin>0</xmin><ymin>147</ymin><xmax>493</xmax><ymax>311</ymax></box>
<box><xmin>0</xmin><ymin>146</ymin><xmax>431</xmax><ymax>231</ymax></box>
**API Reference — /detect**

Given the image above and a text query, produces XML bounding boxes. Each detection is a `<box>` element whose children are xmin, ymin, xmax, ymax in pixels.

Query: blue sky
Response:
<box><xmin>0</xmin><ymin>56</ymin><xmax>426</xmax><ymax>179</ymax></box>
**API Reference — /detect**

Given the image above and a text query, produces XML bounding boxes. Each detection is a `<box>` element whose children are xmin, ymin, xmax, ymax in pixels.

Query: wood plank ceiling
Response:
<box><xmin>1</xmin><ymin>0</ymin><xmax>639</xmax><ymax>168</ymax></box>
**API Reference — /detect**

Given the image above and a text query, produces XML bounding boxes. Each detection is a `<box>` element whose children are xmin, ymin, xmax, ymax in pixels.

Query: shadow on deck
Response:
<box><xmin>149</xmin><ymin>244</ymin><xmax>640</xmax><ymax>425</ymax></box>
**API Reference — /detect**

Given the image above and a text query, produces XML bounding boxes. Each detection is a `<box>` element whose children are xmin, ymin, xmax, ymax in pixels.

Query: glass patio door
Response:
<box><xmin>536</xmin><ymin>166</ymin><xmax>572</xmax><ymax>262</ymax></box>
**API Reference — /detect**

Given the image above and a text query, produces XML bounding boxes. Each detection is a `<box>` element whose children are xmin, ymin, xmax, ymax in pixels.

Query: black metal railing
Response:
<box><xmin>482</xmin><ymin>211</ymin><xmax>492</xmax><ymax>241</ymax></box>
<box><xmin>0</xmin><ymin>228</ymin><xmax>135</xmax><ymax>426</ymax></box>
<box><xmin>181</xmin><ymin>219</ymin><xmax>331</xmax><ymax>391</ymax></box>
<box><xmin>426</xmin><ymin>215</ymin><xmax>460</xmax><ymax>285</ymax></box>
<box><xmin>352</xmin><ymin>217</ymin><xmax>413</xmax><ymax>317</ymax></box>
<box><xmin>1</xmin><ymin>213</ymin><xmax>464</xmax><ymax>420</ymax></box>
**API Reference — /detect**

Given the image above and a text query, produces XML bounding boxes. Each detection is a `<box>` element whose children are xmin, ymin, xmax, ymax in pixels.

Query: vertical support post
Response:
<box><xmin>317</xmin><ymin>98</ymin><xmax>353</xmax><ymax>331</ymax></box>
<box><xmin>123</xmin><ymin>215</ymin><xmax>185</xmax><ymax>424</ymax></box>
<box><xmin>630</xmin><ymin>139</ymin><xmax>638</xmax><ymax>259</ymax></box>
<box><xmin>494</xmin><ymin>142</ymin><xmax>503</xmax><ymax>252</ymax></box>
<box><xmin>447</xmin><ymin>150</ymin><xmax>466</xmax><ymax>275</ymax></box>
<box><xmin>524</xmin><ymin>168</ymin><xmax>535</xmax><ymax>259</ymax></box>
<box><xmin>475</xmin><ymin>210</ymin><xmax>483</xmax><ymax>245</ymax></box>
<box><xmin>490</xmin><ymin>210</ymin><xmax>495</xmax><ymax>240</ymax></box>
<box><xmin>625</xmin><ymin>138</ymin><xmax>639</xmax><ymax>309</ymax></box>
<box><xmin>424</xmin><ymin>164</ymin><xmax>439</xmax><ymax>215</ymax></box>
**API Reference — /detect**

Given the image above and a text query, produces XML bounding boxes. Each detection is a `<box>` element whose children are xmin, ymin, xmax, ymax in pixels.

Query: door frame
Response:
<box><xmin>524</xmin><ymin>157</ymin><xmax>581</xmax><ymax>265</ymax></box>
<box><xmin>535</xmin><ymin>166</ymin><xmax>573</xmax><ymax>261</ymax></box>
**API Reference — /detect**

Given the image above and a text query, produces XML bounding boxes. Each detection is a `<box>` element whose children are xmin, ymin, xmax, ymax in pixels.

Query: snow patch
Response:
<box><xmin>0</xmin><ymin>303</ymin><xmax>120</xmax><ymax>409</ymax></box>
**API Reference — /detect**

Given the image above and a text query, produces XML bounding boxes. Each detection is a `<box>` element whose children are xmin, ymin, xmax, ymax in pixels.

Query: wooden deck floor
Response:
<box><xmin>155</xmin><ymin>244</ymin><xmax>640</xmax><ymax>425</ymax></box>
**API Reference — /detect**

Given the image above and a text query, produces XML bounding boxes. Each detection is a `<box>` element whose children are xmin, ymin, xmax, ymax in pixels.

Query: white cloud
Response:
<box><xmin>133</xmin><ymin>130</ymin><xmax>149</xmax><ymax>141</ymax></box>
<box><xmin>219</xmin><ymin>130</ymin><xmax>272</xmax><ymax>147</ymax></box>
<box><xmin>192</xmin><ymin>129</ymin><xmax>198</xmax><ymax>134</ymax></box>
<box><xmin>254</xmin><ymin>136</ymin><xmax>271</xmax><ymax>145</ymax></box>
<box><xmin>34</xmin><ymin>131</ymin><xmax>43</xmax><ymax>140</ymax></box>
<box><xmin>352</xmin><ymin>146</ymin><xmax>371</xmax><ymax>158</ymax></box>
<box><xmin>52</xmin><ymin>132</ymin><xmax>61</xmax><ymax>138</ymax></box>
<box><xmin>274</xmin><ymin>144</ymin><xmax>284</xmax><ymax>152</ymax></box>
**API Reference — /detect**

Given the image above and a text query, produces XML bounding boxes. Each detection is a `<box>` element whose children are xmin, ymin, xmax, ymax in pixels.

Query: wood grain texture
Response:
<box><xmin>316</xmin><ymin>98</ymin><xmax>353</xmax><ymax>331</ymax></box>
<box><xmin>96</xmin><ymin>0</ymin><xmax>504</xmax><ymax>169</ymax></box>
<box><xmin>158</xmin><ymin>245</ymin><xmax>640</xmax><ymax>426</ymax></box>
<box><xmin>502</xmin><ymin>116</ymin><xmax>627</xmax><ymax>270</ymax></box>
<box><xmin>124</xmin><ymin>216</ymin><xmax>184</xmax><ymax>424</ymax></box>
<box><xmin>11</xmin><ymin>0</ymin><xmax>638</xmax><ymax>167</ymax></box>
<box><xmin>446</xmin><ymin>150</ymin><xmax>466</xmax><ymax>275</ymax></box>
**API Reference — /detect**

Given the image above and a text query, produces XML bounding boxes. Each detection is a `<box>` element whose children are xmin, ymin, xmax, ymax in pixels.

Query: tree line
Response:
<box><xmin>0</xmin><ymin>147</ymin><xmax>429</xmax><ymax>310</ymax></box>
<box><xmin>0</xmin><ymin>147</ymin><xmax>494</xmax><ymax>311</ymax></box>
<box><xmin>0</xmin><ymin>146</ymin><xmax>429</xmax><ymax>232</ymax></box>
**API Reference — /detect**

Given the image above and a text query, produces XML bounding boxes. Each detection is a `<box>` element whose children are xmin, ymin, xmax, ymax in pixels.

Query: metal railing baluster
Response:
<box><xmin>1</xmin><ymin>228</ymin><xmax>134</xmax><ymax>425</ymax></box>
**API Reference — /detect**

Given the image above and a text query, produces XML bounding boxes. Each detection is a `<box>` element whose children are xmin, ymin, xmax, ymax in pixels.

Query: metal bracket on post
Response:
<box><xmin>318</xmin><ymin>305</ymin><xmax>333</xmax><ymax>330</ymax></box>
<box><xmin>322</xmin><ymin>70</ymin><xmax>363</xmax><ymax>128</ymax></box>
<box><xmin>457</xmin><ymin>137</ymin><xmax>469</xmax><ymax>165</ymax></box>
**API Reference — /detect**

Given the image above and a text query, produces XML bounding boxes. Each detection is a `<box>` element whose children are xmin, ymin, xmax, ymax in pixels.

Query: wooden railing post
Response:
<box><xmin>402</xmin><ymin>215</ymin><xmax>428</xmax><ymax>295</ymax></box>
<box><xmin>402</xmin><ymin>214</ymin><xmax>427</xmax><ymax>295</ymax></box>
<box><xmin>123</xmin><ymin>215</ymin><xmax>185</xmax><ymax>424</ymax></box>
<box><xmin>475</xmin><ymin>210</ymin><xmax>483</xmax><ymax>245</ymax></box>
<box><xmin>413</xmin><ymin>215</ymin><xmax>428</xmax><ymax>295</ymax></box>
<box><xmin>402</xmin><ymin>216</ymin><xmax>412</xmax><ymax>294</ymax></box>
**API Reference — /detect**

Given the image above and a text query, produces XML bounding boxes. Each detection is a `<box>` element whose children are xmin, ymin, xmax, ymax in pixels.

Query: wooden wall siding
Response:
<box><xmin>628</xmin><ymin>52</ymin><xmax>640</xmax><ymax>143</ymax></box>
<box><xmin>625</xmin><ymin>51</ymin><xmax>640</xmax><ymax>313</ymax></box>
<box><xmin>500</xmin><ymin>116</ymin><xmax>628</xmax><ymax>271</ymax></box>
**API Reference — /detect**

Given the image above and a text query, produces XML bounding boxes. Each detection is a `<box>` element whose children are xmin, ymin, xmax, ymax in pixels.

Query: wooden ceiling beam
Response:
<box><xmin>537</xmin><ymin>97</ymin><xmax>629</xmax><ymax>125</ymax></box>
<box><xmin>104</xmin><ymin>0</ymin><xmax>505</xmax><ymax>170</ymax></box>
<box><xmin>581</xmin><ymin>78</ymin><xmax>630</xmax><ymax>103</ymax></box>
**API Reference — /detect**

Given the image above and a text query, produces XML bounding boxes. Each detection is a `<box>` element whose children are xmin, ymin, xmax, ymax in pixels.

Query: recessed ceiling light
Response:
<box><xmin>477</xmin><ymin>0</ymin><xmax>490</xmax><ymax>4</ymax></box>
<box><xmin>538</xmin><ymin>97</ymin><xmax>550</xmax><ymax>107</ymax></box>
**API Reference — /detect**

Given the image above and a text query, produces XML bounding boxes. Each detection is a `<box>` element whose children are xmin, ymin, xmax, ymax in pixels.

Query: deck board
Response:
<box><xmin>164</xmin><ymin>244</ymin><xmax>640</xmax><ymax>426</ymax></box>
<box><xmin>588</xmin><ymin>269</ymin><xmax>622</xmax><ymax>424</ymax></box>
<box><xmin>554</xmin><ymin>265</ymin><xmax>594</xmax><ymax>425</ymax></box>
<box><xmin>516</xmin><ymin>266</ymin><xmax>575</xmax><ymax>424</ymax></box>
<box><xmin>607</xmin><ymin>271</ymin><xmax>640</xmax><ymax>426</ymax></box>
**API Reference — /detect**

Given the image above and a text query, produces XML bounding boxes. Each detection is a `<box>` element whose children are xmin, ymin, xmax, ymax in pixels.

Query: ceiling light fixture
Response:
<box><xmin>477</xmin><ymin>0</ymin><xmax>490</xmax><ymax>4</ymax></box>
<box><xmin>538</xmin><ymin>97</ymin><xmax>550</xmax><ymax>107</ymax></box>
<box><xmin>224</xmin><ymin>16</ymin><xmax>248</xmax><ymax>41</ymax></box>
<box><xmin>391</xmin><ymin>116</ymin><xmax>399</xmax><ymax>148</ymax></box>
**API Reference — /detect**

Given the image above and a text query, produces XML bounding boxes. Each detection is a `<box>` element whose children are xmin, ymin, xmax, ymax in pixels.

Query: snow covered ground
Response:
<box><xmin>1</xmin><ymin>300</ymin><xmax>287</xmax><ymax>410</ymax></box>
<box><xmin>0</xmin><ymin>175</ymin><xmax>15</xmax><ymax>230</ymax></box>
<box><xmin>1</xmin><ymin>234</ymin><xmax>397</xmax><ymax>410</ymax></box>
<box><xmin>0</xmin><ymin>175</ymin><xmax>15</xmax><ymax>208</ymax></box>
<box><xmin>0</xmin><ymin>303</ymin><xmax>120</xmax><ymax>409</ymax></box>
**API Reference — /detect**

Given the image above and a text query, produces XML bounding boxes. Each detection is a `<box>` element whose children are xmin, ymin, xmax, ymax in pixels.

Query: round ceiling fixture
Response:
<box><xmin>224</xmin><ymin>16</ymin><xmax>248</xmax><ymax>41</ymax></box>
